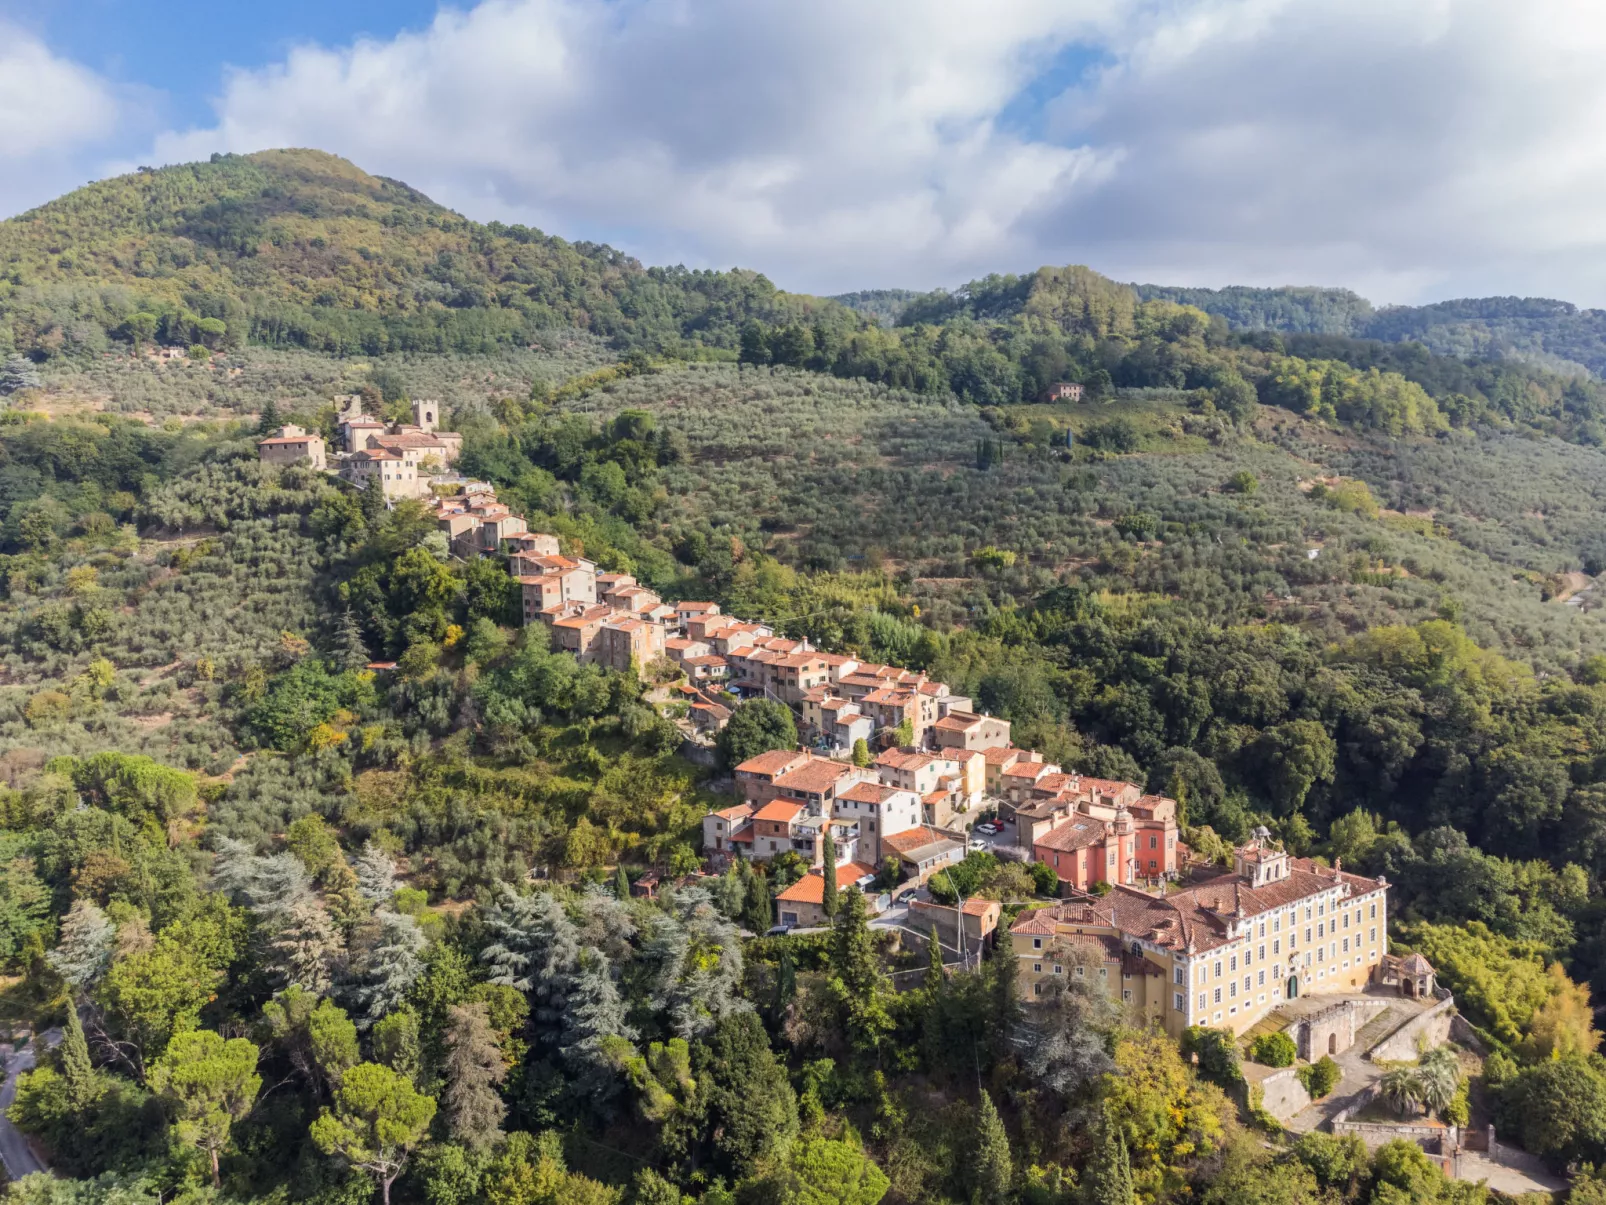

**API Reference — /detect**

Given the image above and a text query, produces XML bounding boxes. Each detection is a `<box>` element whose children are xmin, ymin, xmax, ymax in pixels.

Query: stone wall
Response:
<box><xmin>1367</xmin><ymin>989</ymin><xmax>1455</xmax><ymax>1062</ymax></box>
<box><xmin>1288</xmin><ymin>998</ymin><xmax>1389</xmax><ymax>1059</ymax></box>
<box><xmin>1332</xmin><ymin>1117</ymin><xmax>1453</xmax><ymax>1152</ymax></box>
<box><xmin>1242</xmin><ymin>1064</ymin><xmax>1311</xmax><ymax>1122</ymax></box>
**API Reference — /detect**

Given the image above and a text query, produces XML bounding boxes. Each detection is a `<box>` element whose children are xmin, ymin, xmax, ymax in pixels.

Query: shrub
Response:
<box><xmin>1299</xmin><ymin>1056</ymin><xmax>1341</xmax><ymax>1099</ymax></box>
<box><xmin>1249</xmin><ymin>1032</ymin><xmax>1297</xmax><ymax>1068</ymax></box>
<box><xmin>1182</xmin><ymin>1026</ymin><xmax>1242</xmax><ymax>1088</ymax></box>
<box><xmin>1028</xmin><ymin>861</ymin><xmax>1059</xmax><ymax>895</ymax></box>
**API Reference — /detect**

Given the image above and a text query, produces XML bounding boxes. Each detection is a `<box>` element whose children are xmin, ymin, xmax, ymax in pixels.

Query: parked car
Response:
<box><xmin>968</xmin><ymin>838</ymin><xmax>987</xmax><ymax>851</ymax></box>
<box><xmin>975</xmin><ymin>822</ymin><xmax>1000</xmax><ymax>835</ymax></box>
<box><xmin>765</xmin><ymin>923</ymin><xmax>793</xmax><ymax>937</ymax></box>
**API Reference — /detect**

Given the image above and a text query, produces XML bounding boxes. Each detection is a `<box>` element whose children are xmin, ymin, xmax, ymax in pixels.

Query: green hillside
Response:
<box><xmin>0</xmin><ymin>148</ymin><xmax>860</xmax><ymax>358</ymax></box>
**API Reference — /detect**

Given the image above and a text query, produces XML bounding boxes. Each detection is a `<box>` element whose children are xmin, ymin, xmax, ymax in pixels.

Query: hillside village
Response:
<box><xmin>254</xmin><ymin>400</ymin><xmax>1456</xmax><ymax>1090</ymax></box>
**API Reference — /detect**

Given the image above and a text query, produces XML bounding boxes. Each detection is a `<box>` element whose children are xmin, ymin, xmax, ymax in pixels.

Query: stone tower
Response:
<box><xmin>412</xmin><ymin>399</ymin><xmax>439</xmax><ymax>432</ymax></box>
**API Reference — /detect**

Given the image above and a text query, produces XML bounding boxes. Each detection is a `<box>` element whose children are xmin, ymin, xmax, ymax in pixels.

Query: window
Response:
<box><xmin>1369</xmin><ymin>927</ymin><xmax>1377</xmax><ymax>944</ymax></box>
<box><xmin>1053</xmin><ymin>965</ymin><xmax>1063</xmax><ymax>975</ymax></box>
<box><xmin>1213</xmin><ymin>988</ymin><xmax>1222</xmax><ymax>1004</ymax></box>
<box><xmin>1318</xmin><ymin>922</ymin><xmax>1325</xmax><ymax>938</ymax></box>
<box><xmin>1198</xmin><ymin>993</ymin><xmax>1207</xmax><ymax>1010</ymax></box>
<box><xmin>1075</xmin><ymin>966</ymin><xmax>1085</xmax><ymax>977</ymax></box>
<box><xmin>1370</xmin><ymin>902</ymin><xmax>1377</xmax><ymax>919</ymax></box>
<box><xmin>1149</xmin><ymin>835</ymin><xmax>1157</xmax><ymax>848</ymax></box>
<box><xmin>1259</xmin><ymin>923</ymin><xmax>1266</xmax><ymax>938</ymax></box>
<box><xmin>1214</xmin><ymin>960</ymin><xmax>1222</xmax><ymax>978</ymax></box>
<box><xmin>1342</xmin><ymin>938</ymin><xmax>1350</xmax><ymax>953</ymax></box>
<box><xmin>1033</xmin><ymin>938</ymin><xmax>1042</xmax><ymax>950</ymax></box>
<box><xmin>1258</xmin><ymin>944</ymin><xmax>1266</xmax><ymax>961</ymax></box>
<box><xmin>1230</xmin><ymin>955</ymin><xmax>1237</xmax><ymax>972</ymax></box>
<box><xmin>1243</xmin><ymin>975</ymin><xmax>1250</xmax><ymax>993</ymax></box>
<box><xmin>1175</xmin><ymin>993</ymin><xmax>1185</xmax><ymax>1011</ymax></box>
<box><xmin>1273</xmin><ymin>939</ymin><xmax>1280</xmax><ymax>955</ymax></box>
<box><xmin>1273</xmin><ymin>917</ymin><xmax>1281</xmax><ymax>932</ymax></box>
<box><xmin>1033</xmin><ymin>963</ymin><xmax>1042</xmax><ymax>973</ymax></box>
<box><xmin>1034</xmin><ymin>983</ymin><xmax>1043</xmax><ymax>996</ymax></box>
<box><xmin>1099</xmin><ymin>967</ymin><xmax>1107</xmax><ymax>978</ymax></box>
<box><xmin>1305</xmin><ymin>927</ymin><xmax>1312</xmax><ymax>943</ymax></box>
<box><xmin>1174</xmin><ymin>967</ymin><xmax>1186</xmax><ymax>985</ymax></box>
<box><xmin>1229</xmin><ymin>982</ymin><xmax>1237</xmax><ymax>998</ymax></box>
<box><xmin>1258</xmin><ymin>970</ymin><xmax>1265</xmax><ymax>986</ymax></box>
<box><xmin>1123</xmin><ymin>989</ymin><xmax>1132</xmax><ymax>1002</ymax></box>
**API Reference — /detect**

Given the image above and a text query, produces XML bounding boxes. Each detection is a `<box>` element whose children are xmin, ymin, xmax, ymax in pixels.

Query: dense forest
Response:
<box><xmin>6</xmin><ymin>152</ymin><xmax>1606</xmax><ymax>1204</ymax></box>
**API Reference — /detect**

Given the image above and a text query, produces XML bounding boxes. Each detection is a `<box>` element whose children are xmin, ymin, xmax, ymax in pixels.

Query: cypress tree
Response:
<box><xmin>988</xmin><ymin>923</ymin><xmax>1019</xmax><ymax>1064</ymax></box>
<box><xmin>971</xmin><ymin>1089</ymin><xmax>1012</xmax><ymax>1205</ymax></box>
<box><xmin>1083</xmin><ymin>1111</ymin><xmax>1135</xmax><ymax>1205</ymax></box>
<box><xmin>773</xmin><ymin>942</ymin><xmax>796</xmax><ymax>1020</ymax></box>
<box><xmin>61</xmin><ymin>1002</ymin><xmax>94</xmax><ymax>1109</ymax></box>
<box><xmin>925</xmin><ymin>924</ymin><xmax>946</xmax><ymax>992</ymax></box>
<box><xmin>614</xmin><ymin>864</ymin><xmax>631</xmax><ymax>902</ymax></box>
<box><xmin>744</xmin><ymin>872</ymin><xmax>773</xmax><ymax>933</ymax></box>
<box><xmin>821</xmin><ymin>834</ymin><xmax>839</xmax><ymax>918</ymax></box>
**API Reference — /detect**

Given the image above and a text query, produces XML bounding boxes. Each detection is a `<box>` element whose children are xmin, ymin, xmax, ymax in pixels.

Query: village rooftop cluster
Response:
<box><xmin>260</xmin><ymin>401</ymin><xmax>1410</xmax><ymax>1044</ymax></box>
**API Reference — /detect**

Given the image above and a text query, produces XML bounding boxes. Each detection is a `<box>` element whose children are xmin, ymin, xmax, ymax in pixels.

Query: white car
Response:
<box><xmin>968</xmin><ymin>838</ymin><xmax>987</xmax><ymax>851</ymax></box>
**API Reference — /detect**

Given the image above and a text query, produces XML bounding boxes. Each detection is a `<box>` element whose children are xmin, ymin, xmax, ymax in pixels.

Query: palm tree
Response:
<box><xmin>1381</xmin><ymin>1065</ymin><xmax>1425</xmax><ymax>1117</ymax></box>
<box><xmin>1416</xmin><ymin>1046</ymin><xmax>1460</xmax><ymax>1116</ymax></box>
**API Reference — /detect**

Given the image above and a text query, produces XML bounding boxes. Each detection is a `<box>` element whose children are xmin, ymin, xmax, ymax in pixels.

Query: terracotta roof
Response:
<box><xmin>711</xmin><ymin>803</ymin><xmax>755</xmax><ymax>822</ymax></box>
<box><xmin>1036</xmin><ymin>817</ymin><xmax>1108</xmax><ymax>853</ymax></box>
<box><xmin>677</xmin><ymin>601</ymin><xmax>718</xmax><ymax>612</ymax></box>
<box><xmin>983</xmin><ymin>746</ymin><xmax>1024</xmax><ymax>766</ymax></box>
<box><xmin>551</xmin><ymin>605</ymin><xmax>611</xmax><ymax>629</ymax></box>
<box><xmin>734</xmin><ymin>749</ymin><xmax>808</xmax><ymax>777</ymax></box>
<box><xmin>935</xmin><ymin>712</ymin><xmax>983</xmax><ymax>732</ymax></box>
<box><xmin>1009</xmin><ymin>858</ymin><xmax>1387</xmax><ymax>955</ymax></box>
<box><xmin>776</xmin><ymin>862</ymin><xmax>878</xmax><ymax>904</ymax></box>
<box><xmin>876</xmin><ymin>748</ymin><xmax>940</xmax><ymax>771</ymax></box>
<box><xmin>752</xmin><ymin>800</ymin><xmax>804</xmax><ymax>823</ymax></box>
<box><xmin>771</xmin><ymin>758</ymin><xmax>859</xmax><ymax>796</ymax></box>
<box><xmin>883</xmin><ymin>826</ymin><xmax>963</xmax><ymax>861</ymax></box>
<box><xmin>961</xmin><ymin>898</ymin><xmax>998</xmax><ymax>916</ymax></box>
<box><xmin>838</xmin><ymin>782</ymin><xmax>904</xmax><ymax>805</ymax></box>
<box><xmin>258</xmin><ymin>435</ymin><xmax>318</xmax><ymax>445</ymax></box>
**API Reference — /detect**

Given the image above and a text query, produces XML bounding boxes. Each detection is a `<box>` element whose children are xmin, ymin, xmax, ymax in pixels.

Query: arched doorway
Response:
<box><xmin>1287</xmin><ymin>975</ymin><xmax>1299</xmax><ymax>999</ymax></box>
<box><xmin>1328</xmin><ymin>1032</ymin><xmax>1337</xmax><ymax>1055</ymax></box>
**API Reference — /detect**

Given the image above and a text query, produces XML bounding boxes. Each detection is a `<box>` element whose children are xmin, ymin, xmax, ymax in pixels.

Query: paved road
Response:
<box><xmin>0</xmin><ymin>1041</ymin><xmax>46</xmax><ymax>1180</ymax></box>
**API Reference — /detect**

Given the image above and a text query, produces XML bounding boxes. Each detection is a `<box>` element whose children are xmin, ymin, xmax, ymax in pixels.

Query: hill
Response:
<box><xmin>1136</xmin><ymin>282</ymin><xmax>1606</xmax><ymax>377</ymax></box>
<box><xmin>0</xmin><ymin>148</ymin><xmax>862</xmax><ymax>359</ymax></box>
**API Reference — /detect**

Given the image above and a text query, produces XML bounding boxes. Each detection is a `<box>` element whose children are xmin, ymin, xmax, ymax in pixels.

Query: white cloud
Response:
<box><xmin>149</xmin><ymin>0</ymin><xmax>1125</xmax><ymax>293</ymax></box>
<box><xmin>106</xmin><ymin>0</ymin><xmax>1606</xmax><ymax>304</ymax></box>
<box><xmin>0</xmin><ymin>25</ymin><xmax>127</xmax><ymax>216</ymax></box>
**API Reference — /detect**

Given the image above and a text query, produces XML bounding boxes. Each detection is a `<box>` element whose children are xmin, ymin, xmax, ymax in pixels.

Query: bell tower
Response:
<box><xmin>412</xmin><ymin>399</ymin><xmax>438</xmax><ymax>433</ymax></box>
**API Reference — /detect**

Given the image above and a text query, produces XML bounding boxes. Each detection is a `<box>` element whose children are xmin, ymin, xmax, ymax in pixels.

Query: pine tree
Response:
<box><xmin>333</xmin><ymin>607</ymin><xmax>372</xmax><ymax>671</ymax></box>
<box><xmin>971</xmin><ymin>1090</ymin><xmax>1012</xmax><ymax>1205</ymax></box>
<box><xmin>257</xmin><ymin>398</ymin><xmax>281</xmax><ymax>435</ymax></box>
<box><xmin>925</xmin><ymin>924</ymin><xmax>946</xmax><ymax>992</ymax></box>
<box><xmin>270</xmin><ymin>899</ymin><xmax>342</xmax><ymax>996</ymax></box>
<box><xmin>822</xmin><ymin>834</ymin><xmax>839</xmax><ymax>919</ymax></box>
<box><xmin>614</xmin><ymin>865</ymin><xmax>631</xmax><ymax>902</ymax></box>
<box><xmin>0</xmin><ymin>354</ymin><xmax>43</xmax><ymax>397</ymax></box>
<box><xmin>47</xmin><ymin>899</ymin><xmax>115</xmax><ymax>992</ymax></box>
<box><xmin>351</xmin><ymin>911</ymin><xmax>426</xmax><ymax>1026</ymax></box>
<box><xmin>442</xmin><ymin>1003</ymin><xmax>506</xmax><ymax>1151</ymax></box>
<box><xmin>373</xmin><ymin>1008</ymin><xmax>421</xmax><ymax>1082</ymax></box>
<box><xmin>1083</xmin><ymin>1110</ymin><xmax>1135</xmax><ymax>1205</ymax></box>
<box><xmin>354</xmin><ymin>843</ymin><xmax>398</xmax><ymax>906</ymax></box>
<box><xmin>211</xmin><ymin>837</ymin><xmax>315</xmax><ymax>916</ymax></box>
<box><xmin>559</xmin><ymin>947</ymin><xmax>637</xmax><ymax>1106</ymax></box>
<box><xmin>61</xmin><ymin>1001</ymin><xmax>95</xmax><ymax>1109</ymax></box>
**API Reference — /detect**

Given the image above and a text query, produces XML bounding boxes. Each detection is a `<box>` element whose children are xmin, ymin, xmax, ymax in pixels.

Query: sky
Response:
<box><xmin>3</xmin><ymin>0</ymin><xmax>1606</xmax><ymax>306</ymax></box>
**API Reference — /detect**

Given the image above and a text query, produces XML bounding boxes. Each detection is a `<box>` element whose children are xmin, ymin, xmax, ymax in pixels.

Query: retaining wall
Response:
<box><xmin>1367</xmin><ymin>990</ymin><xmax>1455</xmax><ymax>1062</ymax></box>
